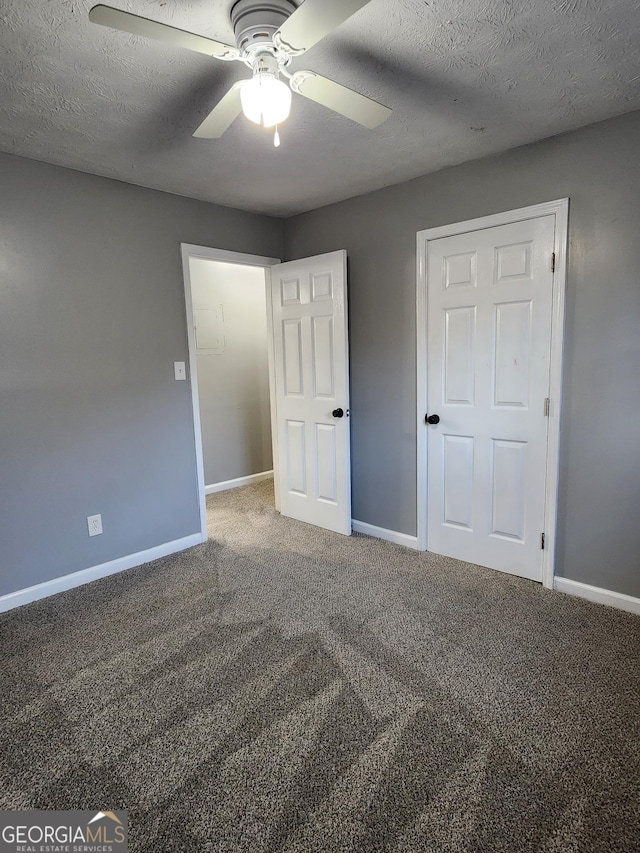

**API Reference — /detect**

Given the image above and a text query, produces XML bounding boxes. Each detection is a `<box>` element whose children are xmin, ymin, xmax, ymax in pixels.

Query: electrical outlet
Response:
<box><xmin>87</xmin><ymin>514</ymin><xmax>103</xmax><ymax>537</ymax></box>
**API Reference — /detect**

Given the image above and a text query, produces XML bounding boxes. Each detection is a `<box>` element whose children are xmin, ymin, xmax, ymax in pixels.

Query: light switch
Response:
<box><xmin>174</xmin><ymin>361</ymin><xmax>186</xmax><ymax>381</ymax></box>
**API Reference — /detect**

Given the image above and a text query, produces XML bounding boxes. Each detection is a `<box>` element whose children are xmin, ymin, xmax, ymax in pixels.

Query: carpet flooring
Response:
<box><xmin>1</xmin><ymin>479</ymin><xmax>639</xmax><ymax>852</ymax></box>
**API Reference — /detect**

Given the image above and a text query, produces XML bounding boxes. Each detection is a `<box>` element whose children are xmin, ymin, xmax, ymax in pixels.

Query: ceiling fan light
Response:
<box><xmin>241</xmin><ymin>74</ymin><xmax>291</xmax><ymax>128</ymax></box>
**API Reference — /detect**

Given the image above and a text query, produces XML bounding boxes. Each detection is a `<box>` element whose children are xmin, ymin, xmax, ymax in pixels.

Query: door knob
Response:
<box><xmin>332</xmin><ymin>408</ymin><xmax>344</xmax><ymax>418</ymax></box>
<box><xmin>425</xmin><ymin>414</ymin><xmax>440</xmax><ymax>425</ymax></box>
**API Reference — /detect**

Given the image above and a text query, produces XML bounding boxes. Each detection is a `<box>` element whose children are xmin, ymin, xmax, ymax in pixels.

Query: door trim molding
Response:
<box><xmin>416</xmin><ymin>199</ymin><xmax>569</xmax><ymax>589</ymax></box>
<box><xmin>180</xmin><ymin>244</ymin><xmax>280</xmax><ymax>540</ymax></box>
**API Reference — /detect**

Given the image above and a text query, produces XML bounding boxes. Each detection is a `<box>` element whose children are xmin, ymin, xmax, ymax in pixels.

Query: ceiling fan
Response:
<box><xmin>88</xmin><ymin>0</ymin><xmax>392</xmax><ymax>145</ymax></box>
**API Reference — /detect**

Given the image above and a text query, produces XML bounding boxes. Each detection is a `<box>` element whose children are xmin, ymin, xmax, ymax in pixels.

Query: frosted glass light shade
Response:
<box><xmin>241</xmin><ymin>74</ymin><xmax>291</xmax><ymax>128</ymax></box>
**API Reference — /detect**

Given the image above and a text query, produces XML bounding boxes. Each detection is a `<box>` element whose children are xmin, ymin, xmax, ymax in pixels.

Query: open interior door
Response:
<box><xmin>269</xmin><ymin>251</ymin><xmax>351</xmax><ymax>535</ymax></box>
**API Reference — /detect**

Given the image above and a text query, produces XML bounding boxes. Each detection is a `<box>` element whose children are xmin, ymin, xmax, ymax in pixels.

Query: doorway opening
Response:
<box><xmin>181</xmin><ymin>245</ymin><xmax>280</xmax><ymax>541</ymax></box>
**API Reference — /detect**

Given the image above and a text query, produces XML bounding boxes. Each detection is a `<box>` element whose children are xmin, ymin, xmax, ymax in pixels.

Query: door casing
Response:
<box><xmin>416</xmin><ymin>199</ymin><xmax>569</xmax><ymax>588</ymax></box>
<box><xmin>181</xmin><ymin>244</ymin><xmax>280</xmax><ymax>542</ymax></box>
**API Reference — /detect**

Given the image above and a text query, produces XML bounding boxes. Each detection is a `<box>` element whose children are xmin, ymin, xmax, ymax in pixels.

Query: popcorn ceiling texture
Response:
<box><xmin>1</xmin><ymin>0</ymin><xmax>639</xmax><ymax>215</ymax></box>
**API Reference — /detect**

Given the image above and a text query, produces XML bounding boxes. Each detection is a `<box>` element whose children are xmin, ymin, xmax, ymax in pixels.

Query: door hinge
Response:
<box><xmin>550</xmin><ymin>252</ymin><xmax>556</xmax><ymax>273</ymax></box>
<box><xmin>544</xmin><ymin>397</ymin><xmax>550</xmax><ymax>417</ymax></box>
<box><xmin>540</xmin><ymin>532</ymin><xmax>545</xmax><ymax>550</ymax></box>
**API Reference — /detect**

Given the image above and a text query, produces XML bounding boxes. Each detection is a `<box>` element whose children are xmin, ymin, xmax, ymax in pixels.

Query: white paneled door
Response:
<box><xmin>270</xmin><ymin>251</ymin><xmax>351</xmax><ymax>535</ymax></box>
<box><xmin>426</xmin><ymin>215</ymin><xmax>556</xmax><ymax>581</ymax></box>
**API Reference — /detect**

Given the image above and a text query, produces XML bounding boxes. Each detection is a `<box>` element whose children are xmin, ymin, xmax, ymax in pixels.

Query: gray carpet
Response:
<box><xmin>1</xmin><ymin>479</ymin><xmax>639</xmax><ymax>852</ymax></box>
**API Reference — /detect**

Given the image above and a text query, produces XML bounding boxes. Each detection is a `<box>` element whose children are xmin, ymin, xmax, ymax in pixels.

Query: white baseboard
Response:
<box><xmin>351</xmin><ymin>520</ymin><xmax>420</xmax><ymax>550</ymax></box>
<box><xmin>0</xmin><ymin>533</ymin><xmax>204</xmax><ymax>614</ymax></box>
<box><xmin>554</xmin><ymin>577</ymin><xmax>640</xmax><ymax>616</ymax></box>
<box><xmin>205</xmin><ymin>470</ymin><xmax>274</xmax><ymax>495</ymax></box>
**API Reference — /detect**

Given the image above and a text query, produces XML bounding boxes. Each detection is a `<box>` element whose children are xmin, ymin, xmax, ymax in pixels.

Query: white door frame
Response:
<box><xmin>181</xmin><ymin>244</ymin><xmax>281</xmax><ymax>542</ymax></box>
<box><xmin>416</xmin><ymin>199</ymin><xmax>569</xmax><ymax>588</ymax></box>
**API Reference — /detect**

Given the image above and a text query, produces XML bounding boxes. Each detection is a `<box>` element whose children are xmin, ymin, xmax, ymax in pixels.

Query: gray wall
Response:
<box><xmin>190</xmin><ymin>259</ymin><xmax>272</xmax><ymax>485</ymax></box>
<box><xmin>0</xmin><ymin>153</ymin><xmax>282</xmax><ymax>597</ymax></box>
<box><xmin>284</xmin><ymin>109</ymin><xmax>640</xmax><ymax>598</ymax></box>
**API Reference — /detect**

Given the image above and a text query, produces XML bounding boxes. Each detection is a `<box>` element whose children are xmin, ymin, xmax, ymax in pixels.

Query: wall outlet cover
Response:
<box><xmin>87</xmin><ymin>514</ymin><xmax>103</xmax><ymax>537</ymax></box>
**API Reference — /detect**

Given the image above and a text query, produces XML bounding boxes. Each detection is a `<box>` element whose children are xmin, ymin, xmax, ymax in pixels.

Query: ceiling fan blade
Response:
<box><xmin>193</xmin><ymin>83</ymin><xmax>244</xmax><ymax>138</ymax></box>
<box><xmin>275</xmin><ymin>0</ymin><xmax>372</xmax><ymax>55</ymax></box>
<box><xmin>88</xmin><ymin>5</ymin><xmax>239</xmax><ymax>61</ymax></box>
<box><xmin>290</xmin><ymin>71</ymin><xmax>391</xmax><ymax>129</ymax></box>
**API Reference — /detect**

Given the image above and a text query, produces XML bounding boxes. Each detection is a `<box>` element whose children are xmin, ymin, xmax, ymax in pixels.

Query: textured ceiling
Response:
<box><xmin>1</xmin><ymin>0</ymin><xmax>639</xmax><ymax>216</ymax></box>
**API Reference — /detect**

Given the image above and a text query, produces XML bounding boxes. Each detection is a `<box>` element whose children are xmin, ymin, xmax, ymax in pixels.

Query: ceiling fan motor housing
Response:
<box><xmin>231</xmin><ymin>0</ymin><xmax>297</xmax><ymax>57</ymax></box>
